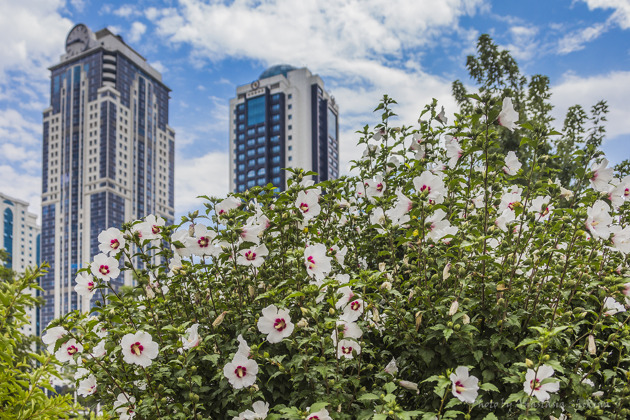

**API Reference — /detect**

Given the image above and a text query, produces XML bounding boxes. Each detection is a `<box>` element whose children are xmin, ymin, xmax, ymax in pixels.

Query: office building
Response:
<box><xmin>1</xmin><ymin>193</ymin><xmax>41</xmax><ymax>335</ymax></box>
<box><xmin>229</xmin><ymin>65</ymin><xmax>339</xmax><ymax>192</ymax></box>
<box><xmin>41</xmin><ymin>23</ymin><xmax>175</xmax><ymax>328</ymax></box>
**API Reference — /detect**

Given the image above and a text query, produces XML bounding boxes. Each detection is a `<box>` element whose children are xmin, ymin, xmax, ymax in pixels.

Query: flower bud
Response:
<box><xmin>297</xmin><ymin>318</ymin><xmax>308</xmax><ymax>328</ymax></box>
<box><xmin>443</xmin><ymin>263</ymin><xmax>452</xmax><ymax>281</ymax></box>
<box><xmin>526</xmin><ymin>358</ymin><xmax>535</xmax><ymax>368</ymax></box>
<box><xmin>588</xmin><ymin>334</ymin><xmax>596</xmax><ymax>355</ymax></box>
<box><xmin>462</xmin><ymin>314</ymin><xmax>470</xmax><ymax>325</ymax></box>
<box><xmin>399</xmin><ymin>380</ymin><xmax>419</xmax><ymax>393</ymax></box>
<box><xmin>212</xmin><ymin>311</ymin><xmax>228</xmax><ymax>327</ymax></box>
<box><xmin>379</xmin><ymin>262</ymin><xmax>386</xmax><ymax>272</ymax></box>
<box><xmin>448</xmin><ymin>300</ymin><xmax>459</xmax><ymax>316</ymax></box>
<box><xmin>380</xmin><ymin>281</ymin><xmax>392</xmax><ymax>291</ymax></box>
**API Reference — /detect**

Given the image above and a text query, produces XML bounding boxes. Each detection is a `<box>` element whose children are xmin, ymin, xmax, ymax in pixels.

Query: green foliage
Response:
<box><xmin>0</xmin><ymin>257</ymin><xmax>78</xmax><ymax>419</ymax></box>
<box><xmin>52</xmin><ymin>91</ymin><xmax>630</xmax><ymax>419</ymax></box>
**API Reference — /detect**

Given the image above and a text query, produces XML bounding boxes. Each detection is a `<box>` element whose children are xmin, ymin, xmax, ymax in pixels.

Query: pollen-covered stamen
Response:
<box><xmin>152</xmin><ymin>225</ymin><xmax>161</xmax><ymax>234</ymax></box>
<box><xmin>455</xmin><ymin>381</ymin><xmax>465</xmax><ymax>394</ymax></box>
<box><xmin>350</xmin><ymin>300</ymin><xmax>361</xmax><ymax>311</ymax></box>
<box><xmin>307</xmin><ymin>256</ymin><xmax>316</xmax><ymax>270</ymax></box>
<box><xmin>245</xmin><ymin>251</ymin><xmax>257</xmax><ymax>261</ymax></box>
<box><xmin>420</xmin><ymin>184</ymin><xmax>430</xmax><ymax>193</ymax></box>
<box><xmin>274</xmin><ymin>318</ymin><xmax>287</xmax><ymax>331</ymax></box>
<box><xmin>300</xmin><ymin>203</ymin><xmax>309</xmax><ymax>213</ymax></box>
<box><xmin>625</xmin><ymin>187</ymin><xmax>630</xmax><ymax>197</ymax></box>
<box><xmin>131</xmin><ymin>342</ymin><xmax>144</xmax><ymax>356</ymax></box>
<box><xmin>541</xmin><ymin>207</ymin><xmax>550</xmax><ymax>217</ymax></box>
<box><xmin>234</xmin><ymin>366</ymin><xmax>247</xmax><ymax>378</ymax></box>
<box><xmin>110</xmin><ymin>239</ymin><xmax>120</xmax><ymax>249</ymax></box>
<box><xmin>67</xmin><ymin>345</ymin><xmax>78</xmax><ymax>355</ymax></box>
<box><xmin>508</xmin><ymin>201</ymin><xmax>518</xmax><ymax>210</ymax></box>
<box><xmin>342</xmin><ymin>346</ymin><xmax>353</xmax><ymax>354</ymax></box>
<box><xmin>219</xmin><ymin>209</ymin><xmax>226</xmax><ymax>215</ymax></box>
<box><xmin>87</xmin><ymin>281</ymin><xmax>94</xmax><ymax>291</ymax></box>
<box><xmin>530</xmin><ymin>378</ymin><xmax>541</xmax><ymax>391</ymax></box>
<box><xmin>99</xmin><ymin>265</ymin><xmax>110</xmax><ymax>275</ymax></box>
<box><xmin>376</xmin><ymin>183</ymin><xmax>384</xmax><ymax>192</ymax></box>
<box><xmin>198</xmin><ymin>236</ymin><xmax>209</xmax><ymax>248</ymax></box>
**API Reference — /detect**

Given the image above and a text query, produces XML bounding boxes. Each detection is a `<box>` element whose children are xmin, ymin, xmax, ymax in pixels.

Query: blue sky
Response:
<box><xmin>1</xmin><ymin>0</ymin><xmax>629</xmax><ymax>223</ymax></box>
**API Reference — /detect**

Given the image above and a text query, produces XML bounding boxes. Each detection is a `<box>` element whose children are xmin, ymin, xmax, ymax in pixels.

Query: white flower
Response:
<box><xmin>611</xmin><ymin>225</ymin><xmax>630</xmax><ymax>254</ymax></box>
<box><xmin>307</xmin><ymin>408</ymin><xmax>332</xmax><ymax>420</ymax></box>
<box><xmin>445</xmin><ymin>135</ymin><xmax>462</xmax><ymax>168</ymax></box>
<box><xmin>386</xmin><ymin>190</ymin><xmax>412</xmax><ymax>226</ymax></box>
<box><xmin>237</xmin><ymin>244</ymin><xmax>269</xmax><ymax>267</ymax></box>
<box><xmin>559</xmin><ymin>186</ymin><xmax>574</xmax><ymax>200</ymax></box>
<box><xmin>236</xmin><ymin>400</ymin><xmax>269</xmax><ymax>420</ymax></box>
<box><xmin>529</xmin><ymin>196</ymin><xmax>553</xmax><ymax>222</ymax></box>
<box><xmin>224</xmin><ymin>353</ymin><xmax>259</xmax><ymax>389</ymax></box>
<box><xmin>370</xmin><ymin>207</ymin><xmax>386</xmax><ymax>229</ymax></box>
<box><xmin>142</xmin><ymin>214</ymin><xmax>165</xmax><ymax>240</ymax></box>
<box><xmin>295</xmin><ymin>190</ymin><xmax>321</xmax><ymax>220</ymax></box>
<box><xmin>499</xmin><ymin>186</ymin><xmax>523</xmax><ymax>213</ymax></box>
<box><xmin>331</xmin><ymin>320</ymin><xmax>363</xmax><ymax>346</ymax></box>
<box><xmin>495</xmin><ymin>208</ymin><xmax>516</xmax><ymax>232</ymax></box>
<box><xmin>257</xmin><ymin>304</ymin><xmax>294</xmax><ymax>344</ymax></box>
<box><xmin>340</xmin><ymin>297</ymin><xmax>364</xmax><ymax>323</ymax></box>
<box><xmin>337</xmin><ymin>338</ymin><xmax>361</xmax><ymax>359</ymax></box>
<box><xmin>450</xmin><ymin>366</ymin><xmax>479</xmax><ymax>404</ymax></box>
<box><xmin>304</xmin><ymin>244</ymin><xmax>332</xmax><ymax>283</ymax></box>
<box><xmin>524</xmin><ymin>364</ymin><xmax>560</xmax><ymax>402</ymax></box>
<box><xmin>503</xmin><ymin>151</ymin><xmax>522</xmax><ymax>176</ymax></box>
<box><xmin>186</xmin><ymin>224</ymin><xmax>220</xmax><ymax>257</ymax></box>
<box><xmin>216</xmin><ymin>196</ymin><xmax>242</xmax><ymax>217</ymax></box>
<box><xmin>385</xmin><ymin>358</ymin><xmax>398</xmax><ymax>376</ymax></box>
<box><xmin>330</xmin><ymin>244</ymin><xmax>347</xmax><ymax>266</ymax></box>
<box><xmin>90</xmin><ymin>253</ymin><xmax>120</xmax><ymax>282</ymax></box>
<box><xmin>590</xmin><ymin>158</ymin><xmax>614</xmax><ymax>192</ymax></box>
<box><xmin>588</xmin><ymin>334</ymin><xmax>596</xmax><ymax>355</ymax></box>
<box><xmin>77</xmin><ymin>375</ymin><xmax>97</xmax><ymax>397</ymax></box>
<box><xmin>240</xmin><ymin>223</ymin><xmax>265</xmax><ymax>244</ymax></box>
<box><xmin>409</xmin><ymin>133</ymin><xmax>428</xmax><ymax>160</ymax></box>
<box><xmin>74</xmin><ymin>272</ymin><xmax>96</xmax><ymax>300</ymax></box>
<box><xmin>427</xmin><ymin>209</ymin><xmax>457</xmax><ymax>242</ymax></box>
<box><xmin>609</xmin><ymin>176</ymin><xmax>630</xmax><ymax>209</ymax></box>
<box><xmin>97</xmin><ymin>227</ymin><xmax>126</xmax><ymax>256</ymax></box>
<box><xmin>120</xmin><ymin>331</ymin><xmax>159</xmax><ymax>367</ymax></box>
<box><xmin>42</xmin><ymin>326</ymin><xmax>68</xmax><ymax>353</ymax></box>
<box><xmin>603</xmin><ymin>297</ymin><xmax>626</xmax><ymax>316</ymax></box>
<box><xmin>413</xmin><ymin>171</ymin><xmax>446</xmax><ymax>204</ymax></box>
<box><xmin>91</xmin><ymin>340</ymin><xmax>106</xmax><ymax>358</ymax></box>
<box><xmin>181</xmin><ymin>324</ymin><xmax>200</xmax><ymax>350</ymax></box>
<box><xmin>55</xmin><ymin>339</ymin><xmax>83</xmax><ymax>364</ymax></box>
<box><xmin>114</xmin><ymin>393</ymin><xmax>136</xmax><ymax>420</ymax></box>
<box><xmin>365</xmin><ymin>175</ymin><xmax>386</xmax><ymax>200</ymax></box>
<box><xmin>387</xmin><ymin>155</ymin><xmax>401</xmax><ymax>173</ymax></box>
<box><xmin>236</xmin><ymin>334</ymin><xmax>251</xmax><ymax>357</ymax></box>
<box><xmin>585</xmin><ymin>200</ymin><xmax>613</xmax><ymax>240</ymax></box>
<box><xmin>498</xmin><ymin>97</ymin><xmax>519</xmax><ymax>131</ymax></box>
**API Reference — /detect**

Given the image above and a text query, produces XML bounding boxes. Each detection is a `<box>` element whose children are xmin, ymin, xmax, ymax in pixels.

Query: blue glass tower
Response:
<box><xmin>41</xmin><ymin>24</ymin><xmax>175</xmax><ymax>329</ymax></box>
<box><xmin>229</xmin><ymin>66</ymin><xmax>339</xmax><ymax>192</ymax></box>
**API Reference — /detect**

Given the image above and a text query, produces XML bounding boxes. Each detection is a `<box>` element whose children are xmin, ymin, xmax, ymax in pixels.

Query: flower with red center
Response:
<box><xmin>186</xmin><ymin>224</ymin><xmax>220</xmax><ymax>257</ymax></box>
<box><xmin>337</xmin><ymin>339</ymin><xmax>361</xmax><ymax>359</ymax></box>
<box><xmin>55</xmin><ymin>339</ymin><xmax>83</xmax><ymax>364</ymax></box>
<box><xmin>75</xmin><ymin>272</ymin><xmax>97</xmax><ymax>299</ymax></box>
<box><xmin>295</xmin><ymin>190</ymin><xmax>321</xmax><ymax>220</ymax></box>
<box><xmin>237</xmin><ymin>244</ymin><xmax>269</xmax><ymax>267</ymax></box>
<box><xmin>224</xmin><ymin>353</ymin><xmax>258</xmax><ymax>389</ymax></box>
<box><xmin>120</xmin><ymin>331</ymin><xmax>159</xmax><ymax>367</ymax></box>
<box><xmin>42</xmin><ymin>326</ymin><xmax>68</xmax><ymax>353</ymax></box>
<box><xmin>216</xmin><ymin>196</ymin><xmax>242</xmax><ymax>217</ymax></box>
<box><xmin>585</xmin><ymin>200</ymin><xmax>613</xmax><ymax>240</ymax></box>
<box><xmin>77</xmin><ymin>375</ymin><xmax>97</xmax><ymax>397</ymax></box>
<box><xmin>90</xmin><ymin>253</ymin><xmax>120</xmax><ymax>282</ymax></box>
<box><xmin>523</xmin><ymin>364</ymin><xmax>560</xmax><ymax>402</ymax></box>
<box><xmin>449</xmin><ymin>366</ymin><xmax>479</xmax><ymax>404</ymax></box>
<box><xmin>114</xmin><ymin>393</ymin><xmax>136</xmax><ymax>420</ymax></box>
<box><xmin>331</xmin><ymin>320</ymin><xmax>362</xmax><ymax>346</ymax></box>
<box><xmin>97</xmin><ymin>227</ymin><xmax>126</xmax><ymax>256</ymax></box>
<box><xmin>257</xmin><ymin>304</ymin><xmax>294</xmax><ymax>344</ymax></box>
<box><xmin>590</xmin><ymin>158</ymin><xmax>613</xmax><ymax>192</ymax></box>
<box><xmin>365</xmin><ymin>175</ymin><xmax>386</xmax><ymax>201</ymax></box>
<box><xmin>304</xmin><ymin>243</ymin><xmax>332</xmax><ymax>283</ymax></box>
<box><xmin>413</xmin><ymin>171</ymin><xmax>445</xmax><ymax>204</ymax></box>
<box><xmin>529</xmin><ymin>196</ymin><xmax>553</xmax><ymax>222</ymax></box>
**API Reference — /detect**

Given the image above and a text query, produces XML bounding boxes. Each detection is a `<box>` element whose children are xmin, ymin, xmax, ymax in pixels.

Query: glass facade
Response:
<box><xmin>3</xmin><ymin>208</ymin><xmax>13</xmax><ymax>268</ymax></box>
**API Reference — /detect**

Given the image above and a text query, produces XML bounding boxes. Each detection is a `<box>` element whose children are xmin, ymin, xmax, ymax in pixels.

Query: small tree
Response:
<box><xmin>0</xmin><ymin>253</ymin><xmax>77</xmax><ymax>419</ymax></box>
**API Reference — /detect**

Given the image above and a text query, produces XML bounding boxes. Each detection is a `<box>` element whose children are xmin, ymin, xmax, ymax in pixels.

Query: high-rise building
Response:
<box><xmin>40</xmin><ymin>23</ymin><xmax>175</xmax><ymax>329</ymax></box>
<box><xmin>229</xmin><ymin>65</ymin><xmax>339</xmax><ymax>192</ymax></box>
<box><xmin>1</xmin><ymin>193</ymin><xmax>41</xmax><ymax>335</ymax></box>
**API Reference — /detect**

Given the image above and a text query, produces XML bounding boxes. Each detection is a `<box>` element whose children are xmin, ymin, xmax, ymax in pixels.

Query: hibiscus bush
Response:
<box><xmin>47</xmin><ymin>93</ymin><xmax>630</xmax><ymax>420</ymax></box>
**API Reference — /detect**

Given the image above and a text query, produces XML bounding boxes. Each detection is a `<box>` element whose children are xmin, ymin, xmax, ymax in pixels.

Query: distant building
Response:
<box><xmin>1</xmin><ymin>193</ymin><xmax>41</xmax><ymax>336</ymax></box>
<box><xmin>40</xmin><ymin>23</ymin><xmax>175</xmax><ymax>329</ymax></box>
<box><xmin>229</xmin><ymin>65</ymin><xmax>339</xmax><ymax>192</ymax></box>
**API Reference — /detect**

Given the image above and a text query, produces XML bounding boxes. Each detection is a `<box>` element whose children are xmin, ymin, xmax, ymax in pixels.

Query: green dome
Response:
<box><xmin>259</xmin><ymin>64</ymin><xmax>297</xmax><ymax>80</ymax></box>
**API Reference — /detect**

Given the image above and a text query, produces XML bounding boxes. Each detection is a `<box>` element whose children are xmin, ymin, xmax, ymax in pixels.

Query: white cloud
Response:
<box><xmin>175</xmin><ymin>151</ymin><xmax>230</xmax><ymax>216</ymax></box>
<box><xmin>557</xmin><ymin>20</ymin><xmax>611</xmax><ymax>54</ymax></box>
<box><xmin>0</xmin><ymin>109</ymin><xmax>41</xmax><ymax>146</ymax></box>
<box><xmin>551</xmin><ymin>70</ymin><xmax>630</xmax><ymax>140</ymax></box>
<box><xmin>70</xmin><ymin>0</ymin><xmax>86</xmax><ymax>12</ymax></box>
<box><xmin>114</xmin><ymin>5</ymin><xmax>140</xmax><ymax>18</ymax></box>
<box><xmin>149</xmin><ymin>60</ymin><xmax>166</xmax><ymax>74</ymax></box>
<box><xmin>505</xmin><ymin>25</ymin><xmax>539</xmax><ymax>61</ymax></box>
<box><xmin>581</xmin><ymin>0</ymin><xmax>630</xmax><ymax>29</ymax></box>
<box><xmin>128</xmin><ymin>21</ymin><xmax>147</xmax><ymax>44</ymax></box>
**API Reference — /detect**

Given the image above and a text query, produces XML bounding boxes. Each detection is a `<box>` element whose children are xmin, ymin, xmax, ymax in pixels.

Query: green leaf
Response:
<box><xmin>480</xmin><ymin>383</ymin><xmax>499</xmax><ymax>392</ymax></box>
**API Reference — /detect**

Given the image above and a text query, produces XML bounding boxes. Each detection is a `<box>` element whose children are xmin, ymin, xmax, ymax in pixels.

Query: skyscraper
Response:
<box><xmin>229</xmin><ymin>65</ymin><xmax>339</xmax><ymax>192</ymax></box>
<box><xmin>40</xmin><ymin>24</ymin><xmax>175</xmax><ymax>329</ymax></box>
<box><xmin>1</xmin><ymin>193</ymin><xmax>40</xmax><ymax>335</ymax></box>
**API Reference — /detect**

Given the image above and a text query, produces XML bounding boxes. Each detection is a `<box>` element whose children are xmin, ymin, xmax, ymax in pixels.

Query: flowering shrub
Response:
<box><xmin>49</xmin><ymin>94</ymin><xmax>630</xmax><ymax>419</ymax></box>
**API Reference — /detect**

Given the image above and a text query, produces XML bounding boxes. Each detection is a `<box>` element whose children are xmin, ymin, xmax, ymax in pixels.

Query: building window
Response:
<box><xmin>288</xmin><ymin>135</ymin><xmax>292</xmax><ymax>140</ymax></box>
<box><xmin>238</xmin><ymin>113</ymin><xmax>245</xmax><ymax>121</ymax></box>
<box><xmin>328</xmin><ymin>108</ymin><xmax>338</xmax><ymax>141</ymax></box>
<box><xmin>247</xmin><ymin>170</ymin><xmax>255</xmax><ymax>178</ymax></box>
<box><xmin>247</xmin><ymin>95</ymin><xmax>266</xmax><ymax>126</ymax></box>
<box><xmin>257</xmin><ymin>126</ymin><xmax>265</xmax><ymax>134</ymax></box>
<box><xmin>238</xmin><ymin>184</ymin><xmax>245</xmax><ymax>192</ymax></box>
<box><xmin>288</xmin><ymin>156</ymin><xmax>292</xmax><ymax>161</ymax></box>
<box><xmin>272</xmin><ymin>156</ymin><xmax>281</xmax><ymax>164</ymax></box>
<box><xmin>257</xmin><ymin>157</ymin><xmax>265</xmax><ymax>165</ymax></box>
<box><xmin>238</xmin><ymin>133</ymin><xmax>245</xmax><ymax>141</ymax></box>
<box><xmin>272</xmin><ymin>114</ymin><xmax>280</xmax><ymax>122</ymax></box>
<box><xmin>270</xmin><ymin>135</ymin><xmax>280</xmax><ymax>143</ymax></box>
<box><xmin>238</xmin><ymin>154</ymin><xmax>245</xmax><ymax>161</ymax></box>
<box><xmin>247</xmin><ymin>128</ymin><xmax>256</xmax><ymax>136</ymax></box>
<box><xmin>238</xmin><ymin>164</ymin><xmax>245</xmax><ymax>171</ymax></box>
<box><xmin>257</xmin><ymin>177</ymin><xmax>266</xmax><ymax>185</ymax></box>
<box><xmin>238</xmin><ymin>144</ymin><xmax>245</xmax><ymax>151</ymax></box>
<box><xmin>272</xmin><ymin>124</ymin><xmax>280</xmax><ymax>132</ymax></box>
<box><xmin>288</xmin><ymin>145</ymin><xmax>292</xmax><ymax>151</ymax></box>
<box><xmin>257</xmin><ymin>146</ymin><xmax>265</xmax><ymax>154</ymax></box>
<box><xmin>238</xmin><ymin>174</ymin><xmax>245</xmax><ymax>181</ymax></box>
<box><xmin>247</xmin><ymin>139</ymin><xmax>256</xmax><ymax>147</ymax></box>
<box><xmin>257</xmin><ymin>168</ymin><xmax>266</xmax><ymax>175</ymax></box>
<box><xmin>288</xmin><ymin>125</ymin><xmax>292</xmax><ymax>130</ymax></box>
<box><xmin>288</xmin><ymin>114</ymin><xmax>292</xmax><ymax>120</ymax></box>
<box><xmin>247</xmin><ymin>180</ymin><xmax>256</xmax><ymax>187</ymax></box>
<box><xmin>238</xmin><ymin>123</ymin><xmax>245</xmax><ymax>131</ymax></box>
<box><xmin>272</xmin><ymin>166</ymin><xmax>281</xmax><ymax>174</ymax></box>
<box><xmin>272</xmin><ymin>145</ymin><xmax>280</xmax><ymax>153</ymax></box>
<box><xmin>257</xmin><ymin>137</ymin><xmax>265</xmax><ymax>144</ymax></box>
<box><xmin>288</xmin><ymin>94</ymin><xmax>292</xmax><ymax>99</ymax></box>
<box><xmin>247</xmin><ymin>149</ymin><xmax>255</xmax><ymax>157</ymax></box>
<box><xmin>272</xmin><ymin>176</ymin><xmax>281</xmax><ymax>184</ymax></box>
<box><xmin>272</xmin><ymin>104</ymin><xmax>280</xmax><ymax>112</ymax></box>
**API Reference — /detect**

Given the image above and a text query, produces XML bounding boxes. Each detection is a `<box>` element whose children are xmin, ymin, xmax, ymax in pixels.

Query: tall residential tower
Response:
<box><xmin>229</xmin><ymin>65</ymin><xmax>339</xmax><ymax>192</ymax></box>
<box><xmin>41</xmin><ymin>24</ymin><xmax>175</xmax><ymax>328</ymax></box>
